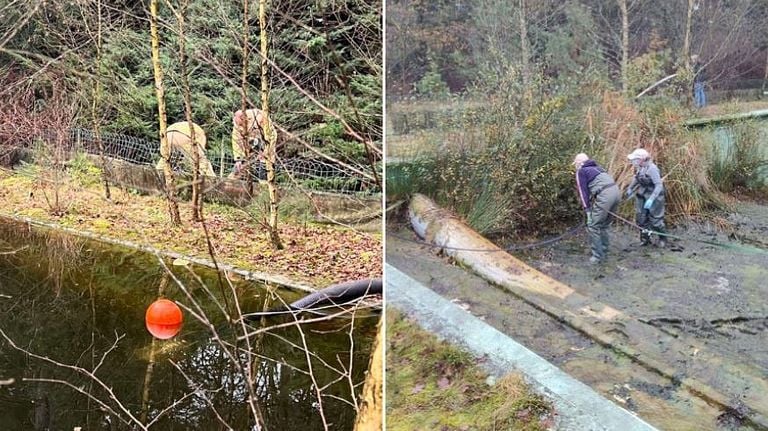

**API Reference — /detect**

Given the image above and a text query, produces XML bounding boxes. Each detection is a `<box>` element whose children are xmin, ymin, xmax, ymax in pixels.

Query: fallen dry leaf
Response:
<box><xmin>437</xmin><ymin>376</ymin><xmax>451</xmax><ymax>389</ymax></box>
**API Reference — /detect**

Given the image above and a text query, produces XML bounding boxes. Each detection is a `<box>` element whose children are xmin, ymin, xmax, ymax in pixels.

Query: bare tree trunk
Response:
<box><xmin>91</xmin><ymin>0</ymin><xmax>111</xmax><ymax>200</ymax></box>
<box><xmin>177</xmin><ymin>0</ymin><xmax>203</xmax><ymax>221</ymax></box>
<box><xmin>618</xmin><ymin>0</ymin><xmax>629</xmax><ymax>95</ymax></box>
<box><xmin>241</xmin><ymin>0</ymin><xmax>253</xmax><ymax>196</ymax></box>
<box><xmin>150</xmin><ymin>0</ymin><xmax>181</xmax><ymax>225</ymax></box>
<box><xmin>354</xmin><ymin>317</ymin><xmax>383</xmax><ymax>431</ymax></box>
<box><xmin>682</xmin><ymin>0</ymin><xmax>696</xmax><ymax>106</ymax></box>
<box><xmin>682</xmin><ymin>0</ymin><xmax>694</xmax><ymax>71</ymax></box>
<box><xmin>401</xmin><ymin>34</ymin><xmax>407</xmax><ymax>92</ymax></box>
<box><xmin>762</xmin><ymin>49</ymin><xmax>768</xmax><ymax>98</ymax></box>
<box><xmin>519</xmin><ymin>0</ymin><xmax>530</xmax><ymax>98</ymax></box>
<box><xmin>260</xmin><ymin>0</ymin><xmax>283</xmax><ymax>250</ymax></box>
<box><xmin>518</xmin><ymin>0</ymin><xmax>528</xmax><ymax>86</ymax></box>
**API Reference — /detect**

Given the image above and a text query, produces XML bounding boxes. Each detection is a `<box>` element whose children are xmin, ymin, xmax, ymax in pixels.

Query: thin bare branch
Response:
<box><xmin>0</xmin><ymin>329</ymin><xmax>146</xmax><ymax>429</ymax></box>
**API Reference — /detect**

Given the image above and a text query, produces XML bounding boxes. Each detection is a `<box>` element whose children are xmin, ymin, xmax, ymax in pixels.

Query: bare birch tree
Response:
<box><xmin>241</xmin><ymin>0</ymin><xmax>255</xmax><ymax>197</ymax></box>
<box><xmin>89</xmin><ymin>0</ymin><xmax>111</xmax><ymax>200</ymax></box>
<box><xmin>173</xmin><ymin>0</ymin><xmax>204</xmax><ymax>221</ymax></box>
<box><xmin>682</xmin><ymin>0</ymin><xmax>695</xmax><ymax>71</ymax></box>
<box><xmin>260</xmin><ymin>0</ymin><xmax>283</xmax><ymax>249</ymax></box>
<box><xmin>150</xmin><ymin>0</ymin><xmax>182</xmax><ymax>225</ymax></box>
<box><xmin>762</xmin><ymin>49</ymin><xmax>768</xmax><ymax>96</ymax></box>
<box><xmin>519</xmin><ymin>0</ymin><xmax>530</xmax><ymax>89</ymax></box>
<box><xmin>617</xmin><ymin>0</ymin><xmax>629</xmax><ymax>94</ymax></box>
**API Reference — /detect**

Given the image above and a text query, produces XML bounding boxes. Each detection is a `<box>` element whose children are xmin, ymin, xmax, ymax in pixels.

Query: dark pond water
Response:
<box><xmin>0</xmin><ymin>220</ymin><xmax>377</xmax><ymax>430</ymax></box>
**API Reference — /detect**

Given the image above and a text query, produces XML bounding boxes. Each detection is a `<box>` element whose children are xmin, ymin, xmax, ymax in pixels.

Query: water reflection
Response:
<box><xmin>0</xmin><ymin>221</ymin><xmax>376</xmax><ymax>430</ymax></box>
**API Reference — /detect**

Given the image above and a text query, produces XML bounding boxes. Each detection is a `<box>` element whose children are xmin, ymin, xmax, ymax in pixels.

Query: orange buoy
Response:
<box><xmin>145</xmin><ymin>299</ymin><xmax>183</xmax><ymax>340</ymax></box>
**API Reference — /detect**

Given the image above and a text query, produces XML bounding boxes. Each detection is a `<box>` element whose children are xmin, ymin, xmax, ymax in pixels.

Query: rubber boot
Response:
<box><xmin>640</xmin><ymin>230</ymin><xmax>651</xmax><ymax>246</ymax></box>
<box><xmin>656</xmin><ymin>228</ymin><xmax>667</xmax><ymax>248</ymax></box>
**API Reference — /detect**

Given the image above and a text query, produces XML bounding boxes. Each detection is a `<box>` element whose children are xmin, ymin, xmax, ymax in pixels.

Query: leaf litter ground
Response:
<box><xmin>0</xmin><ymin>171</ymin><xmax>381</xmax><ymax>287</ymax></box>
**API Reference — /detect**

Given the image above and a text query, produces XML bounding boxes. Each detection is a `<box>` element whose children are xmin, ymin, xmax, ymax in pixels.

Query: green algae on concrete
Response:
<box><xmin>387</xmin><ymin>265</ymin><xmax>659</xmax><ymax>431</ymax></box>
<box><xmin>386</xmin><ymin>310</ymin><xmax>552</xmax><ymax>431</ymax></box>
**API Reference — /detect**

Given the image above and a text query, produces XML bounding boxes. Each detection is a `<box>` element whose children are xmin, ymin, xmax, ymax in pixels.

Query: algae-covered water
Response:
<box><xmin>0</xmin><ymin>220</ymin><xmax>376</xmax><ymax>430</ymax></box>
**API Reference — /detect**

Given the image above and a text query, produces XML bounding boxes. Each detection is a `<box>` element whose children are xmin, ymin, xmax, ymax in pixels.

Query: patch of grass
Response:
<box><xmin>90</xmin><ymin>219</ymin><xmax>112</xmax><ymax>233</ymax></box>
<box><xmin>387</xmin><ymin>310</ymin><xmax>552</xmax><ymax>431</ymax></box>
<box><xmin>0</xmin><ymin>173</ymin><xmax>34</xmax><ymax>189</ymax></box>
<box><xmin>17</xmin><ymin>207</ymin><xmax>47</xmax><ymax>218</ymax></box>
<box><xmin>277</xmin><ymin>192</ymin><xmax>315</xmax><ymax>223</ymax></box>
<box><xmin>68</xmin><ymin>152</ymin><xmax>103</xmax><ymax>188</ymax></box>
<box><xmin>697</xmin><ymin>100</ymin><xmax>768</xmax><ymax>118</ymax></box>
<box><xmin>466</xmin><ymin>182</ymin><xmax>516</xmax><ymax>236</ymax></box>
<box><xmin>246</xmin><ymin>188</ymin><xmax>317</xmax><ymax>224</ymax></box>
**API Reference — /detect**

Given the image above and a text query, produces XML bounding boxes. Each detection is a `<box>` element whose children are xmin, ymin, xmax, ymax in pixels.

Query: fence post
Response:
<box><xmin>220</xmin><ymin>139</ymin><xmax>225</xmax><ymax>178</ymax></box>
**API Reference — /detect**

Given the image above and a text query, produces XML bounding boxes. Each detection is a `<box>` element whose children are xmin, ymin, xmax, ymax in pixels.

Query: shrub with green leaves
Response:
<box><xmin>706</xmin><ymin>121</ymin><xmax>768</xmax><ymax>194</ymax></box>
<box><xmin>68</xmin><ymin>152</ymin><xmax>103</xmax><ymax>188</ymax></box>
<box><xmin>414</xmin><ymin>59</ymin><xmax>451</xmax><ymax>100</ymax></box>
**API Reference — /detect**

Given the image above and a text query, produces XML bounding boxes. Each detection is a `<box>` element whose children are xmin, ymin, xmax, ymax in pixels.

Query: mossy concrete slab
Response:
<box><xmin>387</xmin><ymin>264</ymin><xmax>658</xmax><ymax>431</ymax></box>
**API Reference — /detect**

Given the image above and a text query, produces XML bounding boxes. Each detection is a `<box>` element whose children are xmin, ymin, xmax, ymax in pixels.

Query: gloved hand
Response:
<box><xmin>643</xmin><ymin>198</ymin><xmax>655</xmax><ymax>210</ymax></box>
<box><xmin>625</xmin><ymin>188</ymin><xmax>634</xmax><ymax>198</ymax></box>
<box><xmin>586</xmin><ymin>211</ymin><xmax>593</xmax><ymax>225</ymax></box>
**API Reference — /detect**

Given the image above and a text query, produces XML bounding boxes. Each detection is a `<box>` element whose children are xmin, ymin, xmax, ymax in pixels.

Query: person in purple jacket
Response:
<box><xmin>573</xmin><ymin>153</ymin><xmax>620</xmax><ymax>264</ymax></box>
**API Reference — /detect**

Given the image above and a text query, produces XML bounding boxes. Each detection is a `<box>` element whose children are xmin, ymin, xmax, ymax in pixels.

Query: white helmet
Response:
<box><xmin>627</xmin><ymin>148</ymin><xmax>650</xmax><ymax>161</ymax></box>
<box><xmin>572</xmin><ymin>153</ymin><xmax>589</xmax><ymax>167</ymax></box>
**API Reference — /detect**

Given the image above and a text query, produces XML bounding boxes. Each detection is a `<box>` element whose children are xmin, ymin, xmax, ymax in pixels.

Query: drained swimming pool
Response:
<box><xmin>0</xmin><ymin>220</ymin><xmax>377</xmax><ymax>430</ymax></box>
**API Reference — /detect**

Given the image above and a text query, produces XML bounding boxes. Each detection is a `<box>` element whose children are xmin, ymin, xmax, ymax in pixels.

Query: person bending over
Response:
<box><xmin>573</xmin><ymin>153</ymin><xmax>620</xmax><ymax>264</ymax></box>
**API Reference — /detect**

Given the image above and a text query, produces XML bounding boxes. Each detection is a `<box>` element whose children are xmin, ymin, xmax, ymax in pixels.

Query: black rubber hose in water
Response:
<box><xmin>288</xmin><ymin>278</ymin><xmax>382</xmax><ymax>310</ymax></box>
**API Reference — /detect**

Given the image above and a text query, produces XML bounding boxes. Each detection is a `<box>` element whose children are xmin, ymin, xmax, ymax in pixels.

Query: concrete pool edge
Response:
<box><xmin>386</xmin><ymin>264</ymin><xmax>658</xmax><ymax>431</ymax></box>
<box><xmin>1</xmin><ymin>213</ymin><xmax>316</xmax><ymax>293</ymax></box>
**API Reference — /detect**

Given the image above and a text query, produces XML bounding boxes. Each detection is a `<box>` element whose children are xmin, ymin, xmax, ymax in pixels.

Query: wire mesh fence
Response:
<box><xmin>17</xmin><ymin>128</ymin><xmax>380</xmax><ymax>195</ymax></box>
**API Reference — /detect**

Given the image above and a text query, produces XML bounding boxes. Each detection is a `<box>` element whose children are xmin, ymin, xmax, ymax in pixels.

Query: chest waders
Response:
<box><xmin>634</xmin><ymin>171</ymin><xmax>666</xmax><ymax>246</ymax></box>
<box><xmin>587</xmin><ymin>173</ymin><xmax>620</xmax><ymax>262</ymax></box>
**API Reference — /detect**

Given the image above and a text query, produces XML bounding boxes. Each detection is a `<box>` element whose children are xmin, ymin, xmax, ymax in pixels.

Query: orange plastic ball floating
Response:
<box><xmin>145</xmin><ymin>299</ymin><xmax>183</xmax><ymax>340</ymax></box>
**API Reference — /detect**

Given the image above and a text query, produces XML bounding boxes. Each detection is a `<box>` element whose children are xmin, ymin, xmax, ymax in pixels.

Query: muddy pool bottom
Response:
<box><xmin>0</xmin><ymin>220</ymin><xmax>377</xmax><ymax>430</ymax></box>
<box><xmin>387</xmin><ymin>199</ymin><xmax>768</xmax><ymax>430</ymax></box>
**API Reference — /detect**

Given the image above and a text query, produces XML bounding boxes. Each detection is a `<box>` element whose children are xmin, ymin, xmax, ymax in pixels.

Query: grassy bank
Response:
<box><xmin>0</xmin><ymin>167</ymin><xmax>381</xmax><ymax>286</ymax></box>
<box><xmin>386</xmin><ymin>310</ymin><xmax>552</xmax><ymax>431</ymax></box>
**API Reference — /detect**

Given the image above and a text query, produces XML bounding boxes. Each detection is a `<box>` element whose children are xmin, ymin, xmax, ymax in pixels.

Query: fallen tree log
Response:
<box><xmin>410</xmin><ymin>194</ymin><xmax>597</xmax><ymax>306</ymax></box>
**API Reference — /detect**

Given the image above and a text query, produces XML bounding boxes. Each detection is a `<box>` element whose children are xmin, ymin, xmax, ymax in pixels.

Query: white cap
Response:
<box><xmin>572</xmin><ymin>153</ymin><xmax>589</xmax><ymax>166</ymax></box>
<box><xmin>627</xmin><ymin>148</ymin><xmax>650</xmax><ymax>161</ymax></box>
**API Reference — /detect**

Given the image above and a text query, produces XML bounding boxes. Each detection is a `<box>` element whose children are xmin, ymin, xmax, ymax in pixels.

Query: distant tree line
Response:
<box><xmin>0</xmin><ymin>0</ymin><xmax>382</xmax><ymax>167</ymax></box>
<box><xmin>386</xmin><ymin>0</ymin><xmax>768</xmax><ymax>99</ymax></box>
